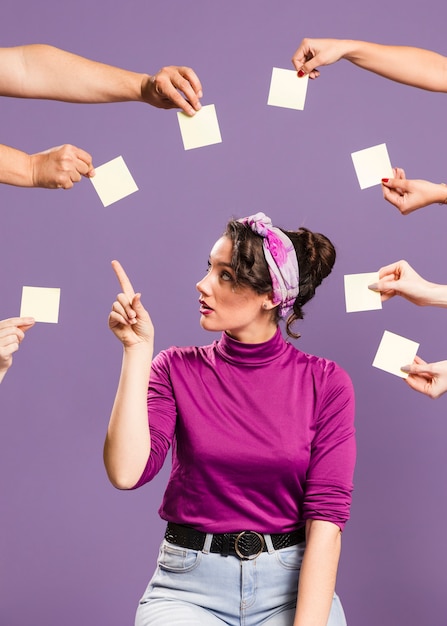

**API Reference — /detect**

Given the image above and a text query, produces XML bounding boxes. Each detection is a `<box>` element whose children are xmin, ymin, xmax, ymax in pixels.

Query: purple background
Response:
<box><xmin>1</xmin><ymin>1</ymin><xmax>446</xmax><ymax>624</ymax></box>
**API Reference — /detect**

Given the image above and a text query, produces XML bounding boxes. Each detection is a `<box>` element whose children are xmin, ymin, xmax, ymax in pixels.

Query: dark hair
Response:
<box><xmin>224</xmin><ymin>219</ymin><xmax>336</xmax><ymax>338</ymax></box>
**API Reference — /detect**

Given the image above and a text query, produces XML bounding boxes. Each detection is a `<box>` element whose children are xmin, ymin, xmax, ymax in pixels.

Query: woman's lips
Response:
<box><xmin>199</xmin><ymin>300</ymin><xmax>214</xmax><ymax>315</ymax></box>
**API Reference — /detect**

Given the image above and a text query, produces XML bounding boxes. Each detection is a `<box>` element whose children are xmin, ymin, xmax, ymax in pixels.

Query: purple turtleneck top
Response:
<box><xmin>133</xmin><ymin>328</ymin><xmax>356</xmax><ymax>533</ymax></box>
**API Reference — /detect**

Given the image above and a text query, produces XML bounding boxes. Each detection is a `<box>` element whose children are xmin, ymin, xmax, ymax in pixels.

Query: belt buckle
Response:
<box><xmin>234</xmin><ymin>531</ymin><xmax>265</xmax><ymax>560</ymax></box>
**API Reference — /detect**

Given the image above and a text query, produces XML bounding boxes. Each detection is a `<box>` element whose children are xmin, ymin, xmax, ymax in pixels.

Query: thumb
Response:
<box><xmin>297</xmin><ymin>58</ymin><xmax>320</xmax><ymax>77</ymax></box>
<box><xmin>401</xmin><ymin>362</ymin><xmax>430</xmax><ymax>375</ymax></box>
<box><xmin>382</xmin><ymin>177</ymin><xmax>410</xmax><ymax>192</ymax></box>
<box><xmin>132</xmin><ymin>293</ymin><xmax>147</xmax><ymax>318</ymax></box>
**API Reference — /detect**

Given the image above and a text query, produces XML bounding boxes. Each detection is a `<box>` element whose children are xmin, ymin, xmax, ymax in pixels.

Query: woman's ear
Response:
<box><xmin>262</xmin><ymin>293</ymin><xmax>276</xmax><ymax>311</ymax></box>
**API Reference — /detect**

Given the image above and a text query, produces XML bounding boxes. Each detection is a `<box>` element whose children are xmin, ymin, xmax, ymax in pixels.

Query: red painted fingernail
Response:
<box><xmin>297</xmin><ymin>70</ymin><xmax>306</xmax><ymax>78</ymax></box>
<box><xmin>381</xmin><ymin>178</ymin><xmax>389</xmax><ymax>183</ymax></box>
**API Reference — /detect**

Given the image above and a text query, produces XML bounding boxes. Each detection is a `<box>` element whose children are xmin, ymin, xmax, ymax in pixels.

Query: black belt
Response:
<box><xmin>165</xmin><ymin>522</ymin><xmax>306</xmax><ymax>560</ymax></box>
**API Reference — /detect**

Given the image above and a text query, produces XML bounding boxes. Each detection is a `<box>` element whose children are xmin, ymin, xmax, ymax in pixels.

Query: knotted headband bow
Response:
<box><xmin>238</xmin><ymin>212</ymin><xmax>299</xmax><ymax>318</ymax></box>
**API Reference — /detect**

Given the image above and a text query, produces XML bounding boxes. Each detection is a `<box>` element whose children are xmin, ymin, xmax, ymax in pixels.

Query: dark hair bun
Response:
<box><xmin>281</xmin><ymin>227</ymin><xmax>336</xmax><ymax>338</ymax></box>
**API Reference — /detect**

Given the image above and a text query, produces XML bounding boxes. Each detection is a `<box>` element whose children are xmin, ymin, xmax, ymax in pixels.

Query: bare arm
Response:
<box><xmin>293</xmin><ymin>38</ymin><xmax>447</xmax><ymax>92</ymax></box>
<box><xmin>0</xmin><ymin>44</ymin><xmax>202</xmax><ymax>115</ymax></box>
<box><xmin>104</xmin><ymin>261</ymin><xmax>154</xmax><ymax>489</ymax></box>
<box><xmin>0</xmin><ymin>143</ymin><xmax>94</xmax><ymax>188</ymax></box>
<box><xmin>293</xmin><ymin>520</ymin><xmax>341</xmax><ymax>626</ymax></box>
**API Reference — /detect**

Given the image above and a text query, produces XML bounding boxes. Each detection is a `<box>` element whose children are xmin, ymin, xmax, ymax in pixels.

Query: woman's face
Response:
<box><xmin>196</xmin><ymin>236</ymin><xmax>277</xmax><ymax>343</ymax></box>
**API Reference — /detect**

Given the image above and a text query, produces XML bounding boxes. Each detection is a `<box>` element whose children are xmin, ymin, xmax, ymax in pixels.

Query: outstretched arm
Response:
<box><xmin>0</xmin><ymin>44</ymin><xmax>202</xmax><ymax>115</ymax></box>
<box><xmin>104</xmin><ymin>261</ymin><xmax>155</xmax><ymax>489</ymax></box>
<box><xmin>0</xmin><ymin>143</ymin><xmax>94</xmax><ymax>188</ymax></box>
<box><xmin>292</xmin><ymin>38</ymin><xmax>447</xmax><ymax>91</ymax></box>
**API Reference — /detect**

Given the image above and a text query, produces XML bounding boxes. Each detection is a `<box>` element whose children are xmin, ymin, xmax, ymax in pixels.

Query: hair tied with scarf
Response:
<box><xmin>238</xmin><ymin>212</ymin><xmax>299</xmax><ymax>318</ymax></box>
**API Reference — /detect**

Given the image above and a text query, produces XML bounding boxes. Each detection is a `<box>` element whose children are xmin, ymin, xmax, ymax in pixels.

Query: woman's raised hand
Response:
<box><xmin>108</xmin><ymin>260</ymin><xmax>154</xmax><ymax>347</ymax></box>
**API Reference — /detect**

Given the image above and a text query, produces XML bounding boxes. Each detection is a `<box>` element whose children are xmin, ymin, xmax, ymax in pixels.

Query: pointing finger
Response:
<box><xmin>111</xmin><ymin>260</ymin><xmax>136</xmax><ymax>300</ymax></box>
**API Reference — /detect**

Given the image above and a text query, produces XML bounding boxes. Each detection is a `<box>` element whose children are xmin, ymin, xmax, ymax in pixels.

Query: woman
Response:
<box><xmin>105</xmin><ymin>212</ymin><xmax>356</xmax><ymax>626</ymax></box>
<box><xmin>292</xmin><ymin>37</ymin><xmax>447</xmax><ymax>215</ymax></box>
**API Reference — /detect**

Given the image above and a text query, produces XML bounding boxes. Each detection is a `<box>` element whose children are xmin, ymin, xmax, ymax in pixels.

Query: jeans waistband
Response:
<box><xmin>165</xmin><ymin>522</ymin><xmax>306</xmax><ymax>560</ymax></box>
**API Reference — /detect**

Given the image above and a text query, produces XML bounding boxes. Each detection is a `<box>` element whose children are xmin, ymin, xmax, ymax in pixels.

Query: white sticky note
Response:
<box><xmin>372</xmin><ymin>330</ymin><xmax>419</xmax><ymax>378</ymax></box>
<box><xmin>267</xmin><ymin>67</ymin><xmax>309</xmax><ymax>110</ymax></box>
<box><xmin>90</xmin><ymin>156</ymin><xmax>138</xmax><ymax>207</ymax></box>
<box><xmin>177</xmin><ymin>104</ymin><xmax>222</xmax><ymax>150</ymax></box>
<box><xmin>20</xmin><ymin>286</ymin><xmax>61</xmax><ymax>323</ymax></box>
<box><xmin>351</xmin><ymin>143</ymin><xmax>393</xmax><ymax>189</ymax></box>
<box><xmin>344</xmin><ymin>272</ymin><xmax>382</xmax><ymax>313</ymax></box>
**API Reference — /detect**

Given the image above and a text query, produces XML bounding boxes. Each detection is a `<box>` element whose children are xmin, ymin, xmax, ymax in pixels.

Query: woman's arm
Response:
<box><xmin>0</xmin><ymin>44</ymin><xmax>202</xmax><ymax>115</ymax></box>
<box><xmin>104</xmin><ymin>261</ymin><xmax>154</xmax><ymax>489</ymax></box>
<box><xmin>294</xmin><ymin>520</ymin><xmax>341</xmax><ymax>626</ymax></box>
<box><xmin>0</xmin><ymin>143</ymin><xmax>94</xmax><ymax>188</ymax></box>
<box><xmin>292</xmin><ymin>38</ymin><xmax>447</xmax><ymax>92</ymax></box>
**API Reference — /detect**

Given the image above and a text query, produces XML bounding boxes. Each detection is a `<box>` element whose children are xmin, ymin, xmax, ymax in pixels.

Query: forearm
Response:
<box><xmin>0</xmin><ymin>144</ymin><xmax>33</xmax><ymax>186</ymax></box>
<box><xmin>419</xmin><ymin>282</ymin><xmax>447</xmax><ymax>307</ymax></box>
<box><xmin>342</xmin><ymin>40</ymin><xmax>447</xmax><ymax>91</ymax></box>
<box><xmin>294</xmin><ymin>520</ymin><xmax>341</xmax><ymax>626</ymax></box>
<box><xmin>104</xmin><ymin>345</ymin><xmax>153</xmax><ymax>489</ymax></box>
<box><xmin>0</xmin><ymin>44</ymin><xmax>148</xmax><ymax>102</ymax></box>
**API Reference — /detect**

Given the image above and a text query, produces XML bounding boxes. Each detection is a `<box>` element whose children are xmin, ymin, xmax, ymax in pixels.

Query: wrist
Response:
<box><xmin>437</xmin><ymin>183</ymin><xmax>447</xmax><ymax>205</ymax></box>
<box><xmin>343</xmin><ymin>39</ymin><xmax>368</xmax><ymax>62</ymax></box>
<box><xmin>139</xmin><ymin>73</ymin><xmax>153</xmax><ymax>103</ymax></box>
<box><xmin>123</xmin><ymin>341</ymin><xmax>153</xmax><ymax>359</ymax></box>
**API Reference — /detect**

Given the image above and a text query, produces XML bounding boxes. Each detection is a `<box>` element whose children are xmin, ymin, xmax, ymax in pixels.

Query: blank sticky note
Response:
<box><xmin>20</xmin><ymin>286</ymin><xmax>61</xmax><ymax>323</ymax></box>
<box><xmin>351</xmin><ymin>143</ymin><xmax>393</xmax><ymax>189</ymax></box>
<box><xmin>90</xmin><ymin>156</ymin><xmax>138</xmax><ymax>207</ymax></box>
<box><xmin>372</xmin><ymin>330</ymin><xmax>419</xmax><ymax>378</ymax></box>
<box><xmin>177</xmin><ymin>104</ymin><xmax>222</xmax><ymax>150</ymax></box>
<box><xmin>344</xmin><ymin>272</ymin><xmax>382</xmax><ymax>313</ymax></box>
<box><xmin>267</xmin><ymin>67</ymin><xmax>309</xmax><ymax>110</ymax></box>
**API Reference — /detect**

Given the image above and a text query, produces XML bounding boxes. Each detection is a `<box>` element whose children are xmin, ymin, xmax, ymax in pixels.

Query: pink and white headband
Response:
<box><xmin>238</xmin><ymin>212</ymin><xmax>299</xmax><ymax>318</ymax></box>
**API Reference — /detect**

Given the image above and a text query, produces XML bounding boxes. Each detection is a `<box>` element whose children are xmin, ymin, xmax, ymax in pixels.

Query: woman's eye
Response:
<box><xmin>221</xmin><ymin>271</ymin><xmax>233</xmax><ymax>281</ymax></box>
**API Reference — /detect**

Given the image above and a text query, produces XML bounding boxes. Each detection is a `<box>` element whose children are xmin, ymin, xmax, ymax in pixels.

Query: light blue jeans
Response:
<box><xmin>135</xmin><ymin>535</ymin><xmax>347</xmax><ymax>625</ymax></box>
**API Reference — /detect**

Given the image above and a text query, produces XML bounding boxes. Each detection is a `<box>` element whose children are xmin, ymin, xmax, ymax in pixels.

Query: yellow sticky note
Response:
<box><xmin>351</xmin><ymin>143</ymin><xmax>393</xmax><ymax>189</ymax></box>
<box><xmin>177</xmin><ymin>104</ymin><xmax>222</xmax><ymax>150</ymax></box>
<box><xmin>344</xmin><ymin>272</ymin><xmax>382</xmax><ymax>313</ymax></box>
<box><xmin>20</xmin><ymin>286</ymin><xmax>61</xmax><ymax>323</ymax></box>
<box><xmin>90</xmin><ymin>156</ymin><xmax>138</xmax><ymax>207</ymax></box>
<box><xmin>267</xmin><ymin>67</ymin><xmax>309</xmax><ymax>110</ymax></box>
<box><xmin>372</xmin><ymin>330</ymin><xmax>419</xmax><ymax>378</ymax></box>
